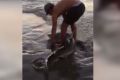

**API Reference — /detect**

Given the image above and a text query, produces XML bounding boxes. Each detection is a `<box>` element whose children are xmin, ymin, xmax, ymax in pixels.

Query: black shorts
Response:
<box><xmin>63</xmin><ymin>3</ymin><xmax>85</xmax><ymax>25</ymax></box>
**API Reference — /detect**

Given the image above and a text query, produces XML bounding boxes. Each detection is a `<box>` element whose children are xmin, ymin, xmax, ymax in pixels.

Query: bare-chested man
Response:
<box><xmin>44</xmin><ymin>0</ymin><xmax>85</xmax><ymax>48</ymax></box>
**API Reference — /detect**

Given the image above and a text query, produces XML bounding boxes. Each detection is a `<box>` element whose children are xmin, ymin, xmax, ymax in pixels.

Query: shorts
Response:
<box><xmin>63</xmin><ymin>3</ymin><xmax>85</xmax><ymax>25</ymax></box>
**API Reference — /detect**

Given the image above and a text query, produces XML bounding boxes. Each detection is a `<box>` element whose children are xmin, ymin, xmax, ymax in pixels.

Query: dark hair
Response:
<box><xmin>44</xmin><ymin>3</ymin><xmax>54</xmax><ymax>15</ymax></box>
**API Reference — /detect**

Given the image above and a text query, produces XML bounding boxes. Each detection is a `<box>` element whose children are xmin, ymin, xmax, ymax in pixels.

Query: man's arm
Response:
<box><xmin>51</xmin><ymin>15</ymin><xmax>57</xmax><ymax>44</ymax></box>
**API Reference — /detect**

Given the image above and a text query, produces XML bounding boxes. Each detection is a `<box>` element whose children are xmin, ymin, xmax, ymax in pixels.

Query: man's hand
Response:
<box><xmin>50</xmin><ymin>40</ymin><xmax>63</xmax><ymax>51</ymax></box>
<box><xmin>55</xmin><ymin>43</ymin><xmax>62</xmax><ymax>48</ymax></box>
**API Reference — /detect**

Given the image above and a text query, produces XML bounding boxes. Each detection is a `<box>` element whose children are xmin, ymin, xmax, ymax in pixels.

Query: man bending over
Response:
<box><xmin>44</xmin><ymin>0</ymin><xmax>85</xmax><ymax>48</ymax></box>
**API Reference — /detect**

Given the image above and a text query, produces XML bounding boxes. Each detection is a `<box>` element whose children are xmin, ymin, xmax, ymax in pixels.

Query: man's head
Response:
<box><xmin>44</xmin><ymin>3</ymin><xmax>54</xmax><ymax>15</ymax></box>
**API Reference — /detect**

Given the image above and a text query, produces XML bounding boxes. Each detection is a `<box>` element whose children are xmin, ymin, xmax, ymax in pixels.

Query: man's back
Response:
<box><xmin>53</xmin><ymin>0</ymin><xmax>81</xmax><ymax>17</ymax></box>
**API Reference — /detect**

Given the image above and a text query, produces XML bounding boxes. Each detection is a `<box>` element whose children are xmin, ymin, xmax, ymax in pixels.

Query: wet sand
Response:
<box><xmin>23</xmin><ymin>50</ymin><xmax>93</xmax><ymax>80</ymax></box>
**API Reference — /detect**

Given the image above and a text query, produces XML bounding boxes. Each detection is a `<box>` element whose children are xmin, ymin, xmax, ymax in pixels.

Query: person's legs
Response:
<box><xmin>62</xmin><ymin>3</ymin><xmax>85</xmax><ymax>44</ymax></box>
<box><xmin>60</xmin><ymin>21</ymin><xmax>69</xmax><ymax>45</ymax></box>
<box><xmin>71</xmin><ymin>23</ymin><xmax>77</xmax><ymax>43</ymax></box>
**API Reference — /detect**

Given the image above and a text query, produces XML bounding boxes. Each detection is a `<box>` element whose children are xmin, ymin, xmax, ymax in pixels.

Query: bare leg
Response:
<box><xmin>60</xmin><ymin>22</ymin><xmax>69</xmax><ymax>45</ymax></box>
<box><xmin>71</xmin><ymin>23</ymin><xmax>77</xmax><ymax>43</ymax></box>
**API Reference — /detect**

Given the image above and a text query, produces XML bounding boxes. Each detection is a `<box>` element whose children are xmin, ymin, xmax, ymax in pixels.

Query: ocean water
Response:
<box><xmin>22</xmin><ymin>0</ymin><xmax>93</xmax><ymax>12</ymax></box>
